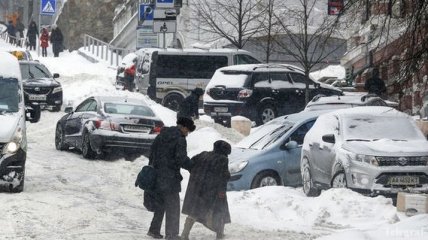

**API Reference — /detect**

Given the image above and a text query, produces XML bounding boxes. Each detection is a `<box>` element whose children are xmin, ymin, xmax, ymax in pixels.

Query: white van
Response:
<box><xmin>0</xmin><ymin>52</ymin><xmax>40</xmax><ymax>192</ymax></box>
<box><xmin>134</xmin><ymin>48</ymin><xmax>261</xmax><ymax>110</ymax></box>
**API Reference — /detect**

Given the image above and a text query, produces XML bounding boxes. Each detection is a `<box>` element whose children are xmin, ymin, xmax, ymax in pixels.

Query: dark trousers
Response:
<box><xmin>149</xmin><ymin>192</ymin><xmax>180</xmax><ymax>238</ymax></box>
<box><xmin>42</xmin><ymin>48</ymin><xmax>47</xmax><ymax>57</ymax></box>
<box><xmin>52</xmin><ymin>42</ymin><xmax>61</xmax><ymax>57</ymax></box>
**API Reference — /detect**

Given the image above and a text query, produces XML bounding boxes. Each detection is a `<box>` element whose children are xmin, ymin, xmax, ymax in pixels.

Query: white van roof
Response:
<box><xmin>0</xmin><ymin>51</ymin><xmax>22</xmax><ymax>79</ymax></box>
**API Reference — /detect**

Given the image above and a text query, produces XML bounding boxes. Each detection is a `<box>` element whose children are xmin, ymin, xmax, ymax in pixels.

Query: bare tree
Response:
<box><xmin>190</xmin><ymin>0</ymin><xmax>265</xmax><ymax>49</ymax></box>
<box><xmin>273</xmin><ymin>0</ymin><xmax>347</xmax><ymax>103</ymax></box>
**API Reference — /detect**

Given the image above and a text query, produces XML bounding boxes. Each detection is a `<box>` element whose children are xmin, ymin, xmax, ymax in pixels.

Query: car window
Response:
<box><xmin>288</xmin><ymin>120</ymin><xmax>316</xmax><ymax>145</ymax></box>
<box><xmin>236</xmin><ymin>121</ymin><xmax>294</xmax><ymax>150</ymax></box>
<box><xmin>86</xmin><ymin>100</ymin><xmax>98</xmax><ymax>112</ymax></box>
<box><xmin>209</xmin><ymin>70</ymin><xmax>251</xmax><ymax>88</ymax></box>
<box><xmin>234</xmin><ymin>54</ymin><xmax>260</xmax><ymax>65</ymax></box>
<box><xmin>252</xmin><ymin>72</ymin><xmax>270</xmax><ymax>88</ymax></box>
<box><xmin>0</xmin><ymin>78</ymin><xmax>20</xmax><ymax>112</ymax></box>
<box><xmin>20</xmin><ymin>63</ymin><xmax>52</xmax><ymax>80</ymax></box>
<box><xmin>75</xmin><ymin>99</ymin><xmax>94</xmax><ymax>112</ymax></box>
<box><xmin>270</xmin><ymin>72</ymin><xmax>292</xmax><ymax>89</ymax></box>
<box><xmin>104</xmin><ymin>103</ymin><xmax>155</xmax><ymax>117</ymax></box>
<box><xmin>289</xmin><ymin>73</ymin><xmax>310</xmax><ymax>89</ymax></box>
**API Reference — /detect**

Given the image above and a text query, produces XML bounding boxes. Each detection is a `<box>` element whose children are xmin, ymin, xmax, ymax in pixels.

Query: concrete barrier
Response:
<box><xmin>231</xmin><ymin>116</ymin><xmax>252</xmax><ymax>136</ymax></box>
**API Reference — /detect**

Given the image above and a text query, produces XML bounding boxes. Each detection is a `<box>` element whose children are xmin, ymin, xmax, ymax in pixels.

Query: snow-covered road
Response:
<box><xmin>0</xmin><ymin>40</ymin><xmax>427</xmax><ymax>240</ymax></box>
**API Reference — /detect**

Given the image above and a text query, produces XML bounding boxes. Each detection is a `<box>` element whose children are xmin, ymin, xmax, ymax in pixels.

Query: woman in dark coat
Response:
<box><xmin>50</xmin><ymin>24</ymin><xmax>64</xmax><ymax>57</ymax></box>
<box><xmin>177</xmin><ymin>88</ymin><xmax>204</xmax><ymax>119</ymax></box>
<box><xmin>181</xmin><ymin>140</ymin><xmax>232</xmax><ymax>240</ymax></box>
<box><xmin>26</xmin><ymin>21</ymin><xmax>38</xmax><ymax>50</ymax></box>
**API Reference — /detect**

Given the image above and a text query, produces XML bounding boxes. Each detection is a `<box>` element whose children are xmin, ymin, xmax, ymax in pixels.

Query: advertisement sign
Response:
<box><xmin>328</xmin><ymin>0</ymin><xmax>344</xmax><ymax>15</ymax></box>
<box><xmin>137</xmin><ymin>26</ymin><xmax>158</xmax><ymax>49</ymax></box>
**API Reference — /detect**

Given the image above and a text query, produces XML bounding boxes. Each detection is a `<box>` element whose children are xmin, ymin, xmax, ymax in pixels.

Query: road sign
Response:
<box><xmin>156</xmin><ymin>0</ymin><xmax>174</xmax><ymax>8</ymax></box>
<box><xmin>40</xmin><ymin>0</ymin><xmax>56</xmax><ymax>16</ymax></box>
<box><xmin>139</xmin><ymin>4</ymin><xmax>155</xmax><ymax>25</ymax></box>
<box><xmin>137</xmin><ymin>27</ymin><xmax>158</xmax><ymax>49</ymax></box>
<box><xmin>154</xmin><ymin>9</ymin><xmax>177</xmax><ymax>21</ymax></box>
<box><xmin>153</xmin><ymin>21</ymin><xmax>176</xmax><ymax>33</ymax></box>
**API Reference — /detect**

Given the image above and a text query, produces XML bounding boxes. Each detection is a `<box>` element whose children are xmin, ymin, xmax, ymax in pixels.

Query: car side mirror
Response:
<box><xmin>25</xmin><ymin>104</ymin><xmax>41</xmax><ymax>123</ymax></box>
<box><xmin>53</xmin><ymin>73</ymin><xmax>60</xmax><ymax>78</ymax></box>
<box><xmin>322</xmin><ymin>134</ymin><xmax>335</xmax><ymax>144</ymax></box>
<box><xmin>283</xmin><ymin>140</ymin><xmax>298</xmax><ymax>150</ymax></box>
<box><xmin>64</xmin><ymin>106</ymin><xmax>73</xmax><ymax>113</ymax></box>
<box><xmin>314</xmin><ymin>82</ymin><xmax>321</xmax><ymax>88</ymax></box>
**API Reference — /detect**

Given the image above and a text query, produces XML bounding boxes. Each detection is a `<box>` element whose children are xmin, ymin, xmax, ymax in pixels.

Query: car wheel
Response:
<box><xmin>331</xmin><ymin>170</ymin><xmax>347</xmax><ymax>188</ymax></box>
<box><xmin>163</xmin><ymin>93</ymin><xmax>184</xmax><ymax>112</ymax></box>
<box><xmin>82</xmin><ymin>132</ymin><xmax>96</xmax><ymax>159</ymax></box>
<box><xmin>55</xmin><ymin>124</ymin><xmax>68</xmax><ymax>151</ymax></box>
<box><xmin>301</xmin><ymin>159</ymin><xmax>321</xmax><ymax>197</ymax></box>
<box><xmin>257</xmin><ymin>104</ymin><xmax>276</xmax><ymax>126</ymax></box>
<box><xmin>251</xmin><ymin>171</ymin><xmax>280</xmax><ymax>189</ymax></box>
<box><xmin>51</xmin><ymin>104</ymin><xmax>62</xmax><ymax>112</ymax></box>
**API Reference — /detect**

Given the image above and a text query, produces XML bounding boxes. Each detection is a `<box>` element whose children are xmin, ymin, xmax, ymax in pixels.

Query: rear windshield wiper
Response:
<box><xmin>346</xmin><ymin>139</ymin><xmax>370</xmax><ymax>142</ymax></box>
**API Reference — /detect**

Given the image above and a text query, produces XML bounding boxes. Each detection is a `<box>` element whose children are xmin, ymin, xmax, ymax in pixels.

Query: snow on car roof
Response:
<box><xmin>217</xmin><ymin>63</ymin><xmax>304</xmax><ymax>73</ymax></box>
<box><xmin>96</xmin><ymin>96</ymin><xmax>149</xmax><ymax>106</ymax></box>
<box><xmin>308</xmin><ymin>94</ymin><xmax>379</xmax><ymax>105</ymax></box>
<box><xmin>0</xmin><ymin>51</ymin><xmax>22</xmax><ymax>79</ymax></box>
<box><xmin>329</xmin><ymin>106</ymin><xmax>407</xmax><ymax>118</ymax></box>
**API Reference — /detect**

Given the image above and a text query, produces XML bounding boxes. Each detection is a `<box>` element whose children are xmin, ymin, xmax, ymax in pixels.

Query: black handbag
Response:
<box><xmin>135</xmin><ymin>165</ymin><xmax>156</xmax><ymax>191</ymax></box>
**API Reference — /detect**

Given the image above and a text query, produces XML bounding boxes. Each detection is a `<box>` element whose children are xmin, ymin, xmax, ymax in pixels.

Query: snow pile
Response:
<box><xmin>310</xmin><ymin>65</ymin><xmax>346</xmax><ymax>81</ymax></box>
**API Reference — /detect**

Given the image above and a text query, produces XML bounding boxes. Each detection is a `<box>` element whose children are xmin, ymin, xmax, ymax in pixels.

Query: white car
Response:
<box><xmin>301</xmin><ymin>106</ymin><xmax>428</xmax><ymax>197</ymax></box>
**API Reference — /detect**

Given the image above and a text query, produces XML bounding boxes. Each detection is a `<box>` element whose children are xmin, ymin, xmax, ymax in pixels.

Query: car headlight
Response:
<box><xmin>229</xmin><ymin>160</ymin><xmax>248</xmax><ymax>174</ymax></box>
<box><xmin>52</xmin><ymin>86</ymin><xmax>62</xmax><ymax>94</ymax></box>
<box><xmin>2</xmin><ymin>128</ymin><xmax>23</xmax><ymax>155</ymax></box>
<box><xmin>355</xmin><ymin>154</ymin><xmax>379</xmax><ymax>166</ymax></box>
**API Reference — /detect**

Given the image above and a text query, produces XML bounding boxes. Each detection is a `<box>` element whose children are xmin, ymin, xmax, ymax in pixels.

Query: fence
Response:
<box><xmin>0</xmin><ymin>31</ymin><xmax>27</xmax><ymax>48</ymax></box>
<box><xmin>82</xmin><ymin>34</ymin><xmax>134</xmax><ymax>67</ymax></box>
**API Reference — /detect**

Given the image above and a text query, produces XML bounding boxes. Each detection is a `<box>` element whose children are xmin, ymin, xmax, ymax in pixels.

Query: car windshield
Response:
<box><xmin>104</xmin><ymin>103</ymin><xmax>155</xmax><ymax>117</ymax></box>
<box><xmin>210</xmin><ymin>70</ymin><xmax>251</xmax><ymax>88</ymax></box>
<box><xmin>0</xmin><ymin>77</ymin><xmax>20</xmax><ymax>113</ymax></box>
<box><xmin>236</xmin><ymin>121</ymin><xmax>294</xmax><ymax>150</ymax></box>
<box><xmin>20</xmin><ymin>63</ymin><xmax>52</xmax><ymax>80</ymax></box>
<box><xmin>343</xmin><ymin>115</ymin><xmax>425</xmax><ymax>141</ymax></box>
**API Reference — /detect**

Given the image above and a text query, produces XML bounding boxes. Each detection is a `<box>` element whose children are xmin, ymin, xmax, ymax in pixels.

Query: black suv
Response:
<box><xmin>203</xmin><ymin>64</ymin><xmax>342</xmax><ymax>126</ymax></box>
<box><xmin>19</xmin><ymin>61</ymin><xmax>63</xmax><ymax>111</ymax></box>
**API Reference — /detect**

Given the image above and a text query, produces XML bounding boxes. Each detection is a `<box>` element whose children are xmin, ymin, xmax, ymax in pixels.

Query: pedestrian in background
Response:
<box><xmin>364</xmin><ymin>68</ymin><xmax>387</xmax><ymax>98</ymax></box>
<box><xmin>6</xmin><ymin>20</ymin><xmax>16</xmax><ymax>45</ymax></box>
<box><xmin>177</xmin><ymin>88</ymin><xmax>204</xmax><ymax>120</ymax></box>
<box><xmin>15</xmin><ymin>18</ymin><xmax>25</xmax><ymax>47</ymax></box>
<box><xmin>27</xmin><ymin>21</ymin><xmax>39</xmax><ymax>51</ymax></box>
<box><xmin>146</xmin><ymin>117</ymin><xmax>195</xmax><ymax>240</ymax></box>
<box><xmin>40</xmin><ymin>28</ymin><xmax>49</xmax><ymax>57</ymax></box>
<box><xmin>181</xmin><ymin>140</ymin><xmax>232</xmax><ymax>240</ymax></box>
<box><xmin>50</xmin><ymin>24</ymin><xmax>64</xmax><ymax>57</ymax></box>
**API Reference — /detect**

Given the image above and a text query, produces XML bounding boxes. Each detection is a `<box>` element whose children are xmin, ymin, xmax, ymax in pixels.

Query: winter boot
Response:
<box><xmin>181</xmin><ymin>217</ymin><xmax>195</xmax><ymax>240</ymax></box>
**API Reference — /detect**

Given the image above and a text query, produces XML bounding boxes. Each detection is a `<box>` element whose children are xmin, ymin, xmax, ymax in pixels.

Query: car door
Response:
<box><xmin>249</xmin><ymin>72</ymin><xmax>272</xmax><ymax>107</ymax></box>
<box><xmin>281</xmin><ymin>120</ymin><xmax>316</xmax><ymax>185</ymax></box>
<box><xmin>64</xmin><ymin>99</ymin><xmax>97</xmax><ymax>145</ymax></box>
<box><xmin>288</xmin><ymin>73</ymin><xmax>312</xmax><ymax>112</ymax></box>
<box><xmin>310</xmin><ymin>115</ymin><xmax>338</xmax><ymax>185</ymax></box>
<box><xmin>270</xmin><ymin>72</ymin><xmax>294</xmax><ymax>115</ymax></box>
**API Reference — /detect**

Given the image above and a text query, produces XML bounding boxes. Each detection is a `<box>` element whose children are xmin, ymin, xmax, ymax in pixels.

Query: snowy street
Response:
<box><xmin>0</xmin><ymin>40</ymin><xmax>427</xmax><ymax>240</ymax></box>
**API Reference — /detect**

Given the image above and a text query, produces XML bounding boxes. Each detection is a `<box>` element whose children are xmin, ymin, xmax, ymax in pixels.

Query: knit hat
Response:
<box><xmin>192</xmin><ymin>88</ymin><xmax>204</xmax><ymax>96</ymax></box>
<box><xmin>213</xmin><ymin>140</ymin><xmax>231</xmax><ymax>156</ymax></box>
<box><xmin>177</xmin><ymin>117</ymin><xmax>196</xmax><ymax>132</ymax></box>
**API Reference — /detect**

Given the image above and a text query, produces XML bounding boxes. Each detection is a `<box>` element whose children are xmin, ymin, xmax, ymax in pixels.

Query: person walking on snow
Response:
<box><xmin>181</xmin><ymin>140</ymin><xmax>232</xmax><ymax>240</ymax></box>
<box><xmin>146</xmin><ymin>117</ymin><xmax>195</xmax><ymax>240</ymax></box>
<box><xmin>6</xmin><ymin>20</ymin><xmax>16</xmax><ymax>45</ymax></box>
<box><xmin>50</xmin><ymin>24</ymin><xmax>64</xmax><ymax>57</ymax></box>
<box><xmin>177</xmin><ymin>87</ymin><xmax>204</xmax><ymax>119</ymax></box>
<box><xmin>364</xmin><ymin>68</ymin><xmax>387</xmax><ymax>97</ymax></box>
<box><xmin>40</xmin><ymin>28</ymin><xmax>49</xmax><ymax>57</ymax></box>
<box><xmin>27</xmin><ymin>21</ymin><xmax>39</xmax><ymax>51</ymax></box>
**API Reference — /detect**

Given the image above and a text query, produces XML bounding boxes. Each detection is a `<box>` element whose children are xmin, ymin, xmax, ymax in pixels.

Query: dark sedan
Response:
<box><xmin>55</xmin><ymin>96</ymin><xmax>164</xmax><ymax>160</ymax></box>
<box><xmin>19</xmin><ymin>61</ymin><xmax>63</xmax><ymax>111</ymax></box>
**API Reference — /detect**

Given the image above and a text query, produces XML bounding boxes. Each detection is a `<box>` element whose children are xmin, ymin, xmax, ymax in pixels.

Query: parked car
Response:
<box><xmin>55</xmin><ymin>96</ymin><xmax>164</xmax><ymax>160</ymax></box>
<box><xmin>227</xmin><ymin>110</ymin><xmax>331</xmax><ymax>191</ymax></box>
<box><xmin>204</xmin><ymin>64</ymin><xmax>342</xmax><ymax>126</ymax></box>
<box><xmin>304</xmin><ymin>93</ymin><xmax>398</xmax><ymax>111</ymax></box>
<box><xmin>19</xmin><ymin>60</ymin><xmax>63</xmax><ymax>111</ymax></box>
<box><xmin>0</xmin><ymin>52</ymin><xmax>40</xmax><ymax>193</ymax></box>
<box><xmin>301</xmin><ymin>106</ymin><xmax>428</xmax><ymax>197</ymax></box>
<box><xmin>0</xmin><ymin>46</ymin><xmax>33</xmax><ymax>61</ymax></box>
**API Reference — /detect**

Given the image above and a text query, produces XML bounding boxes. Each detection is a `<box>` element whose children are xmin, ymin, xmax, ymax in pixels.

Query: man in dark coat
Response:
<box><xmin>26</xmin><ymin>21</ymin><xmax>38</xmax><ymax>50</ymax></box>
<box><xmin>181</xmin><ymin>140</ymin><xmax>232</xmax><ymax>240</ymax></box>
<box><xmin>364</xmin><ymin>68</ymin><xmax>386</xmax><ymax>97</ymax></box>
<box><xmin>6</xmin><ymin>20</ymin><xmax>16</xmax><ymax>44</ymax></box>
<box><xmin>177</xmin><ymin>88</ymin><xmax>204</xmax><ymax>119</ymax></box>
<box><xmin>50</xmin><ymin>24</ymin><xmax>64</xmax><ymax>57</ymax></box>
<box><xmin>146</xmin><ymin>117</ymin><xmax>196</xmax><ymax>240</ymax></box>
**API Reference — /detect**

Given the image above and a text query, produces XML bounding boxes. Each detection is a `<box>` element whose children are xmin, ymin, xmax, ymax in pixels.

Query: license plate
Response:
<box><xmin>214</xmin><ymin>107</ymin><xmax>228</xmax><ymax>112</ymax></box>
<box><xmin>388</xmin><ymin>176</ymin><xmax>419</xmax><ymax>185</ymax></box>
<box><xmin>123</xmin><ymin>125</ymin><xmax>150</xmax><ymax>133</ymax></box>
<box><xmin>29</xmin><ymin>95</ymin><xmax>46</xmax><ymax>101</ymax></box>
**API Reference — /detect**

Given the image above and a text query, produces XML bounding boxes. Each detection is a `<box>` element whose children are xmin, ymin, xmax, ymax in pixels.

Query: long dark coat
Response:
<box><xmin>177</xmin><ymin>93</ymin><xmax>199</xmax><ymax>119</ymax></box>
<box><xmin>364</xmin><ymin>76</ymin><xmax>386</xmax><ymax>96</ymax></box>
<box><xmin>26</xmin><ymin>22</ymin><xmax>39</xmax><ymax>45</ymax></box>
<box><xmin>182</xmin><ymin>151</ymin><xmax>231</xmax><ymax>232</ymax></box>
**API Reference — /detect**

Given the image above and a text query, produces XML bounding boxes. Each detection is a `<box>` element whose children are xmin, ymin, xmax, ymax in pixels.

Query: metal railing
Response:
<box><xmin>82</xmin><ymin>34</ymin><xmax>134</xmax><ymax>67</ymax></box>
<box><xmin>0</xmin><ymin>32</ymin><xmax>27</xmax><ymax>48</ymax></box>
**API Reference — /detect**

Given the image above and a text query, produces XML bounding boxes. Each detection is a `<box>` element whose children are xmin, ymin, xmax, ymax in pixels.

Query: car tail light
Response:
<box><xmin>151</xmin><ymin>121</ymin><xmax>164</xmax><ymax>134</ymax></box>
<box><xmin>95</xmin><ymin>120</ymin><xmax>120</xmax><ymax>131</ymax></box>
<box><xmin>238</xmin><ymin>89</ymin><xmax>253</xmax><ymax>99</ymax></box>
